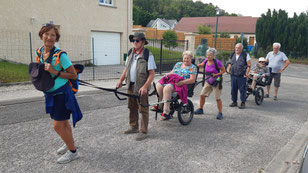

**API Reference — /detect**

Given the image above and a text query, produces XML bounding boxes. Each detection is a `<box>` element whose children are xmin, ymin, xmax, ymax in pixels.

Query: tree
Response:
<box><xmin>197</xmin><ymin>25</ymin><xmax>212</xmax><ymax>34</ymax></box>
<box><xmin>162</xmin><ymin>30</ymin><xmax>178</xmax><ymax>49</ymax></box>
<box><xmin>133</xmin><ymin>0</ymin><xmax>237</xmax><ymax>26</ymax></box>
<box><xmin>256</xmin><ymin>9</ymin><xmax>308</xmax><ymax>58</ymax></box>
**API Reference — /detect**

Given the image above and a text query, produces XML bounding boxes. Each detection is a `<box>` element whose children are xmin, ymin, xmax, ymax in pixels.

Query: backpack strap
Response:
<box><xmin>127</xmin><ymin>48</ymin><xmax>133</xmax><ymax>57</ymax></box>
<box><xmin>46</xmin><ymin>47</ymin><xmax>56</xmax><ymax>64</ymax></box>
<box><xmin>53</xmin><ymin>50</ymin><xmax>66</xmax><ymax>69</ymax></box>
<box><xmin>36</xmin><ymin>46</ymin><xmax>44</xmax><ymax>63</ymax></box>
<box><xmin>213</xmin><ymin>59</ymin><xmax>220</xmax><ymax>73</ymax></box>
<box><xmin>127</xmin><ymin>48</ymin><xmax>149</xmax><ymax>62</ymax></box>
<box><xmin>143</xmin><ymin>48</ymin><xmax>149</xmax><ymax>62</ymax></box>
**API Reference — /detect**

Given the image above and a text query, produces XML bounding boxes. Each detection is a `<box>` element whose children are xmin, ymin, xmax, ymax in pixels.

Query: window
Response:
<box><xmin>99</xmin><ymin>0</ymin><xmax>113</xmax><ymax>6</ymax></box>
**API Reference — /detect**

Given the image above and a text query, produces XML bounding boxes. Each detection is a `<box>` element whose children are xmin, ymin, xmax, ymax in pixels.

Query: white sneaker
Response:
<box><xmin>57</xmin><ymin>150</ymin><xmax>78</xmax><ymax>164</ymax></box>
<box><xmin>57</xmin><ymin>144</ymin><xmax>68</xmax><ymax>155</ymax></box>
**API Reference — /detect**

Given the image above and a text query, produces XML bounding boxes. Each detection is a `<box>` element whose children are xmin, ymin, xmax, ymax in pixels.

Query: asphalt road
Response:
<box><xmin>1</xmin><ymin>62</ymin><xmax>308</xmax><ymax>173</ymax></box>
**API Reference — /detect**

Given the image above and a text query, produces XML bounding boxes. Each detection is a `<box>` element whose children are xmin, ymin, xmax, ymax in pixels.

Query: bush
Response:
<box><xmin>197</xmin><ymin>25</ymin><xmax>212</xmax><ymax>34</ymax></box>
<box><xmin>220</xmin><ymin>32</ymin><xmax>231</xmax><ymax>38</ymax></box>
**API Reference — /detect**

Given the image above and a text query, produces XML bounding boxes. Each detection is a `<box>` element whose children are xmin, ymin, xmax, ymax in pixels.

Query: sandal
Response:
<box><xmin>150</xmin><ymin>106</ymin><xmax>162</xmax><ymax>112</ymax></box>
<box><xmin>160</xmin><ymin>113</ymin><xmax>171</xmax><ymax>121</ymax></box>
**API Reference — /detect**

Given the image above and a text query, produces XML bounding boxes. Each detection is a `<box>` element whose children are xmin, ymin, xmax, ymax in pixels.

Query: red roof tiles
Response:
<box><xmin>174</xmin><ymin>16</ymin><xmax>258</xmax><ymax>34</ymax></box>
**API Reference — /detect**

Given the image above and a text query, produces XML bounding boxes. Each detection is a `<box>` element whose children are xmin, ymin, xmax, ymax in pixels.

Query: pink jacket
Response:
<box><xmin>158</xmin><ymin>74</ymin><xmax>188</xmax><ymax>104</ymax></box>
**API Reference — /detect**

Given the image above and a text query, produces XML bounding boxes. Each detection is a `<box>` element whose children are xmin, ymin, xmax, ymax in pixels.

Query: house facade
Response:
<box><xmin>0</xmin><ymin>0</ymin><xmax>133</xmax><ymax>65</ymax></box>
<box><xmin>174</xmin><ymin>16</ymin><xmax>258</xmax><ymax>46</ymax></box>
<box><xmin>146</xmin><ymin>18</ymin><xmax>177</xmax><ymax>30</ymax></box>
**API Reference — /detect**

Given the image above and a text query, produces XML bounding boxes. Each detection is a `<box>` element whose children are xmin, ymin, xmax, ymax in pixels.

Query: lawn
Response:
<box><xmin>146</xmin><ymin>46</ymin><xmax>183</xmax><ymax>63</ymax></box>
<box><xmin>0</xmin><ymin>60</ymin><xmax>30</xmax><ymax>83</ymax></box>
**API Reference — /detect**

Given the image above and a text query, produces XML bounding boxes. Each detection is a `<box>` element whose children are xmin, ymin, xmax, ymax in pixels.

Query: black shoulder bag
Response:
<box><xmin>28</xmin><ymin>47</ymin><xmax>59</xmax><ymax>92</ymax></box>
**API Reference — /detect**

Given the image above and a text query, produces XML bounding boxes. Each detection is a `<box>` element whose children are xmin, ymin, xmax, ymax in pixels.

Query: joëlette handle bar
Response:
<box><xmin>77</xmin><ymin>80</ymin><xmax>139</xmax><ymax>101</ymax></box>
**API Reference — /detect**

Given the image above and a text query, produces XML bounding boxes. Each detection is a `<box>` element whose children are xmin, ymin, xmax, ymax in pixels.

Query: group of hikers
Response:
<box><xmin>34</xmin><ymin>24</ymin><xmax>290</xmax><ymax>164</ymax></box>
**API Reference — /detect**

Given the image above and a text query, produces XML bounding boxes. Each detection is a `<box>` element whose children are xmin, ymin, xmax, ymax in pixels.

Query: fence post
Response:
<box><xmin>92</xmin><ymin>37</ymin><xmax>95</xmax><ymax>80</ymax></box>
<box><xmin>29</xmin><ymin>32</ymin><xmax>33</xmax><ymax>62</ymax></box>
<box><xmin>159</xmin><ymin>39</ymin><xmax>163</xmax><ymax>74</ymax></box>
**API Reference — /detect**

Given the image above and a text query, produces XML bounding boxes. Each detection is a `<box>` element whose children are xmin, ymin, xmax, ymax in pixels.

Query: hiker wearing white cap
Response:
<box><xmin>249</xmin><ymin>57</ymin><xmax>270</xmax><ymax>90</ymax></box>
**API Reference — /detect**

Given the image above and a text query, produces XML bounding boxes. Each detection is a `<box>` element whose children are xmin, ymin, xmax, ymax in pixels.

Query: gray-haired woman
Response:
<box><xmin>194</xmin><ymin>48</ymin><xmax>225</xmax><ymax>120</ymax></box>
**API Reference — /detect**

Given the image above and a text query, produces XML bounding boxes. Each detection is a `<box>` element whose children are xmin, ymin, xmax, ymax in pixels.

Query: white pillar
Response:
<box><xmin>184</xmin><ymin>32</ymin><xmax>196</xmax><ymax>56</ymax></box>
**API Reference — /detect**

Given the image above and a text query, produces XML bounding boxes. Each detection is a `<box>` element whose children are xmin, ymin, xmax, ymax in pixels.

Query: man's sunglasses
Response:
<box><xmin>132</xmin><ymin>39</ymin><xmax>141</xmax><ymax>43</ymax></box>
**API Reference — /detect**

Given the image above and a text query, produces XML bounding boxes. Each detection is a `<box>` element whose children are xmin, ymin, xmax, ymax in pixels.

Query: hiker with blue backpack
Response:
<box><xmin>31</xmin><ymin>24</ymin><xmax>82</xmax><ymax>164</ymax></box>
<box><xmin>194</xmin><ymin>48</ymin><xmax>226</xmax><ymax>120</ymax></box>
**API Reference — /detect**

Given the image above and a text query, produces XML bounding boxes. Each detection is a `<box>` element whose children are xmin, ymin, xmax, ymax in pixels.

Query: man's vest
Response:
<box><xmin>125</xmin><ymin>48</ymin><xmax>151</xmax><ymax>95</ymax></box>
<box><xmin>230</xmin><ymin>52</ymin><xmax>247</xmax><ymax>76</ymax></box>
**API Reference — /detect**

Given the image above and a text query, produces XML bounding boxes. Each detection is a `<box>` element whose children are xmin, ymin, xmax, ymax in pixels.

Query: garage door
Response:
<box><xmin>91</xmin><ymin>32</ymin><xmax>121</xmax><ymax>65</ymax></box>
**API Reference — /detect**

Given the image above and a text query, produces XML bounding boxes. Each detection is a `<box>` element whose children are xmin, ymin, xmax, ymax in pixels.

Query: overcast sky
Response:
<box><xmin>194</xmin><ymin>0</ymin><xmax>308</xmax><ymax>17</ymax></box>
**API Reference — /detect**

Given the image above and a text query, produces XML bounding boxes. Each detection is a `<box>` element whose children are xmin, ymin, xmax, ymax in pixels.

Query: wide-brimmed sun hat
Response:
<box><xmin>129</xmin><ymin>32</ymin><xmax>148</xmax><ymax>45</ymax></box>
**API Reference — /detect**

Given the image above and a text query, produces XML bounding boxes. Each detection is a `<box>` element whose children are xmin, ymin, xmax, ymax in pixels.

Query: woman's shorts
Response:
<box><xmin>200</xmin><ymin>82</ymin><xmax>222</xmax><ymax>100</ymax></box>
<box><xmin>50</xmin><ymin>94</ymin><xmax>71</xmax><ymax>121</ymax></box>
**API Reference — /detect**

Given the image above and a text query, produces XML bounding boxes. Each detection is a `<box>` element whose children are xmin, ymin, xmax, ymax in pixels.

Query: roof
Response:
<box><xmin>174</xmin><ymin>16</ymin><xmax>258</xmax><ymax>34</ymax></box>
<box><xmin>146</xmin><ymin>18</ymin><xmax>177</xmax><ymax>28</ymax></box>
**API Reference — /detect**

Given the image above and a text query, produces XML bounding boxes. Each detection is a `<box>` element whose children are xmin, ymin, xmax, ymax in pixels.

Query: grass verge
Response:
<box><xmin>0</xmin><ymin>60</ymin><xmax>30</xmax><ymax>83</ymax></box>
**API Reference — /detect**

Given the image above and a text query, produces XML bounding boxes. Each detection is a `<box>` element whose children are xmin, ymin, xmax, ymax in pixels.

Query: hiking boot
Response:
<box><xmin>136</xmin><ymin>132</ymin><xmax>148</xmax><ymax>141</ymax></box>
<box><xmin>238</xmin><ymin>102</ymin><xmax>246</xmax><ymax>109</ymax></box>
<box><xmin>57</xmin><ymin>144</ymin><xmax>68</xmax><ymax>155</ymax></box>
<box><xmin>264</xmin><ymin>94</ymin><xmax>269</xmax><ymax>98</ymax></box>
<box><xmin>194</xmin><ymin>108</ymin><xmax>204</xmax><ymax>114</ymax></box>
<box><xmin>124</xmin><ymin>128</ymin><xmax>139</xmax><ymax>134</ymax></box>
<box><xmin>273</xmin><ymin>96</ymin><xmax>277</xmax><ymax>100</ymax></box>
<box><xmin>216</xmin><ymin>112</ymin><xmax>223</xmax><ymax>120</ymax></box>
<box><xmin>229</xmin><ymin>102</ymin><xmax>237</xmax><ymax>107</ymax></box>
<box><xmin>160</xmin><ymin>113</ymin><xmax>171</xmax><ymax>121</ymax></box>
<box><xmin>57</xmin><ymin>150</ymin><xmax>78</xmax><ymax>164</ymax></box>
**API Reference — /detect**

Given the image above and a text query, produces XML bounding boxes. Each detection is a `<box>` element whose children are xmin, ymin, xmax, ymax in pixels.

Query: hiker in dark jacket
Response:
<box><xmin>37</xmin><ymin>24</ymin><xmax>81</xmax><ymax>164</ymax></box>
<box><xmin>227</xmin><ymin>43</ymin><xmax>252</xmax><ymax>109</ymax></box>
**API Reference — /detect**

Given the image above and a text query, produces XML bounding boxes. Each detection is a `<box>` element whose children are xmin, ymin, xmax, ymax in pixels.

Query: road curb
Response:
<box><xmin>0</xmin><ymin>88</ymin><xmax>126</xmax><ymax>106</ymax></box>
<box><xmin>263</xmin><ymin>120</ymin><xmax>308</xmax><ymax>173</ymax></box>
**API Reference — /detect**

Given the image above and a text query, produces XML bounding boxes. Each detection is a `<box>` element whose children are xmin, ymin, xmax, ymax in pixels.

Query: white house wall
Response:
<box><xmin>0</xmin><ymin>0</ymin><xmax>132</xmax><ymax>64</ymax></box>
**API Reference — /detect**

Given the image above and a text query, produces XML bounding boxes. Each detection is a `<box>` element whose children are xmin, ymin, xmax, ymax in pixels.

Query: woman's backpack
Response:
<box><xmin>29</xmin><ymin>46</ymin><xmax>84</xmax><ymax>93</ymax></box>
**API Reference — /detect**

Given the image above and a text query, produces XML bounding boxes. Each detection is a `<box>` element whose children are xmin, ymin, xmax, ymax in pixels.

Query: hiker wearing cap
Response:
<box><xmin>265</xmin><ymin>42</ymin><xmax>290</xmax><ymax>100</ymax></box>
<box><xmin>36</xmin><ymin>24</ymin><xmax>82</xmax><ymax>164</ymax></box>
<box><xmin>249</xmin><ymin>57</ymin><xmax>270</xmax><ymax>90</ymax></box>
<box><xmin>116</xmin><ymin>32</ymin><xmax>156</xmax><ymax>141</ymax></box>
<box><xmin>227</xmin><ymin>43</ymin><xmax>252</xmax><ymax>109</ymax></box>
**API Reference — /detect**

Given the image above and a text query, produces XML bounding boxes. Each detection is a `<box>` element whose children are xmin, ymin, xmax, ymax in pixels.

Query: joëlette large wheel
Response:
<box><xmin>177</xmin><ymin>99</ymin><xmax>194</xmax><ymax>125</ymax></box>
<box><xmin>255</xmin><ymin>87</ymin><xmax>264</xmax><ymax>105</ymax></box>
